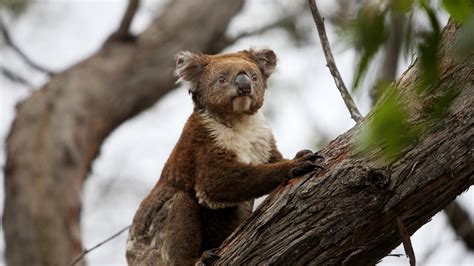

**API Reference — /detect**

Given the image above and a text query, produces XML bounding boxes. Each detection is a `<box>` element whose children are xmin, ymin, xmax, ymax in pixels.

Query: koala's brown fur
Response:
<box><xmin>126</xmin><ymin>48</ymin><xmax>322</xmax><ymax>265</ymax></box>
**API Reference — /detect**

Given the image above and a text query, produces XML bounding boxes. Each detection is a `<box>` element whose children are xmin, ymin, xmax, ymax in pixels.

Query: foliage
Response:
<box><xmin>443</xmin><ymin>0</ymin><xmax>473</xmax><ymax>22</ymax></box>
<box><xmin>453</xmin><ymin>15</ymin><xmax>474</xmax><ymax>56</ymax></box>
<box><xmin>337</xmin><ymin>0</ymin><xmax>474</xmax><ymax>162</ymax></box>
<box><xmin>349</xmin><ymin>3</ymin><xmax>388</xmax><ymax>90</ymax></box>
<box><xmin>0</xmin><ymin>0</ymin><xmax>30</xmax><ymax>16</ymax></box>
<box><xmin>358</xmin><ymin>87</ymin><xmax>417</xmax><ymax>162</ymax></box>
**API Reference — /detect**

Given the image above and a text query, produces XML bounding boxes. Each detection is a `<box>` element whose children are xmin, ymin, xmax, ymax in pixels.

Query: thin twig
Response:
<box><xmin>70</xmin><ymin>225</ymin><xmax>131</xmax><ymax>266</ymax></box>
<box><xmin>397</xmin><ymin>216</ymin><xmax>416</xmax><ymax>266</ymax></box>
<box><xmin>216</xmin><ymin>14</ymin><xmax>300</xmax><ymax>50</ymax></box>
<box><xmin>386</xmin><ymin>253</ymin><xmax>404</xmax><ymax>257</ymax></box>
<box><xmin>0</xmin><ymin>19</ymin><xmax>55</xmax><ymax>76</ymax></box>
<box><xmin>0</xmin><ymin>65</ymin><xmax>34</xmax><ymax>88</ymax></box>
<box><xmin>116</xmin><ymin>0</ymin><xmax>140</xmax><ymax>39</ymax></box>
<box><xmin>307</xmin><ymin>0</ymin><xmax>363</xmax><ymax>123</ymax></box>
<box><xmin>104</xmin><ymin>0</ymin><xmax>140</xmax><ymax>45</ymax></box>
<box><xmin>233</xmin><ymin>15</ymin><xmax>296</xmax><ymax>41</ymax></box>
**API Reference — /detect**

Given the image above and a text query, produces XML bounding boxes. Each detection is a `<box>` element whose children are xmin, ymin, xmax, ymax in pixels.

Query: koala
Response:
<box><xmin>126</xmin><ymin>48</ymin><xmax>322</xmax><ymax>265</ymax></box>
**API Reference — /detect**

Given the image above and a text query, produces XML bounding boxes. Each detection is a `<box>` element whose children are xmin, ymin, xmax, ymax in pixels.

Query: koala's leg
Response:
<box><xmin>161</xmin><ymin>191</ymin><xmax>202</xmax><ymax>266</ymax></box>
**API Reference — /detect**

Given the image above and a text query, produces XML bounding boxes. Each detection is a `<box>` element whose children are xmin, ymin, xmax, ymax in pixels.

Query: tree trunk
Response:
<box><xmin>3</xmin><ymin>1</ymin><xmax>243</xmax><ymax>265</ymax></box>
<box><xmin>215</xmin><ymin>20</ymin><xmax>473</xmax><ymax>264</ymax></box>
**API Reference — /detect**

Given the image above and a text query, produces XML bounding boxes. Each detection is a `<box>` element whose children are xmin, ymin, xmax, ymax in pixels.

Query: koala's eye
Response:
<box><xmin>251</xmin><ymin>75</ymin><xmax>258</xmax><ymax>82</ymax></box>
<box><xmin>218</xmin><ymin>76</ymin><xmax>226</xmax><ymax>84</ymax></box>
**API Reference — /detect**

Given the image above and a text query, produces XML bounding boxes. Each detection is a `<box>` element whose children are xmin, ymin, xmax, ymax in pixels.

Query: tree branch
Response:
<box><xmin>213</xmin><ymin>13</ymin><xmax>301</xmax><ymax>53</ymax></box>
<box><xmin>0</xmin><ymin>65</ymin><xmax>33</xmax><ymax>88</ymax></box>
<box><xmin>397</xmin><ymin>216</ymin><xmax>416</xmax><ymax>266</ymax></box>
<box><xmin>445</xmin><ymin>201</ymin><xmax>474</xmax><ymax>251</ymax></box>
<box><xmin>70</xmin><ymin>225</ymin><xmax>130</xmax><ymax>266</ymax></box>
<box><xmin>233</xmin><ymin>15</ymin><xmax>297</xmax><ymax>42</ymax></box>
<box><xmin>117</xmin><ymin>0</ymin><xmax>139</xmax><ymax>37</ymax></box>
<box><xmin>307</xmin><ymin>0</ymin><xmax>363</xmax><ymax>123</ymax></box>
<box><xmin>0</xmin><ymin>19</ymin><xmax>55</xmax><ymax>76</ymax></box>
<box><xmin>105</xmin><ymin>0</ymin><xmax>140</xmax><ymax>43</ymax></box>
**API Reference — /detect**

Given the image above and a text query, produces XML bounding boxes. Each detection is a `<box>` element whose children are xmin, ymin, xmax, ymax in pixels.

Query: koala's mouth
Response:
<box><xmin>231</xmin><ymin>94</ymin><xmax>252</xmax><ymax>100</ymax></box>
<box><xmin>232</xmin><ymin>95</ymin><xmax>252</xmax><ymax>112</ymax></box>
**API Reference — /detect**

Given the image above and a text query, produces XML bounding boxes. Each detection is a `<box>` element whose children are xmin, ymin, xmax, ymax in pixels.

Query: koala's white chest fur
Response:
<box><xmin>201</xmin><ymin>112</ymin><xmax>273</xmax><ymax>164</ymax></box>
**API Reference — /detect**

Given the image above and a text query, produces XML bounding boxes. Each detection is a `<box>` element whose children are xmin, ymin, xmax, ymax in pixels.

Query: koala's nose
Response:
<box><xmin>235</xmin><ymin>73</ymin><xmax>251</xmax><ymax>95</ymax></box>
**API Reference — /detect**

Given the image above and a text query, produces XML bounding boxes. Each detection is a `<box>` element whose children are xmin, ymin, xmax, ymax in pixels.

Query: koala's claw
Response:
<box><xmin>295</xmin><ymin>149</ymin><xmax>313</xmax><ymax>158</ymax></box>
<box><xmin>291</xmin><ymin>163</ymin><xmax>321</xmax><ymax>177</ymax></box>
<box><xmin>199</xmin><ymin>248</ymin><xmax>221</xmax><ymax>266</ymax></box>
<box><xmin>294</xmin><ymin>150</ymin><xmax>324</xmax><ymax>161</ymax></box>
<box><xmin>290</xmin><ymin>150</ymin><xmax>324</xmax><ymax>178</ymax></box>
<box><xmin>308</xmin><ymin>153</ymin><xmax>324</xmax><ymax>162</ymax></box>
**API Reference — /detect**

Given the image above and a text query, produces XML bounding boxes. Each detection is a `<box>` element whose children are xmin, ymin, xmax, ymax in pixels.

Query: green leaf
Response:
<box><xmin>418</xmin><ymin>33</ymin><xmax>439</xmax><ymax>93</ymax></box>
<box><xmin>392</xmin><ymin>0</ymin><xmax>414</xmax><ymax>13</ymax></box>
<box><xmin>442</xmin><ymin>0</ymin><xmax>473</xmax><ymax>23</ymax></box>
<box><xmin>358</xmin><ymin>88</ymin><xmax>417</xmax><ymax>162</ymax></box>
<box><xmin>350</xmin><ymin>5</ymin><xmax>388</xmax><ymax>91</ymax></box>
<box><xmin>454</xmin><ymin>15</ymin><xmax>474</xmax><ymax>57</ymax></box>
<box><xmin>371</xmin><ymin>79</ymin><xmax>392</xmax><ymax>105</ymax></box>
<box><xmin>353</xmin><ymin>52</ymin><xmax>371</xmax><ymax>91</ymax></box>
<box><xmin>429</xmin><ymin>88</ymin><xmax>458</xmax><ymax>121</ymax></box>
<box><xmin>417</xmin><ymin>4</ymin><xmax>441</xmax><ymax>93</ymax></box>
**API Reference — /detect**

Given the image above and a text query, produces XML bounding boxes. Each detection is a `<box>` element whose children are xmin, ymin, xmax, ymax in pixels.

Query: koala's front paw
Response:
<box><xmin>290</xmin><ymin>150</ymin><xmax>324</xmax><ymax>178</ymax></box>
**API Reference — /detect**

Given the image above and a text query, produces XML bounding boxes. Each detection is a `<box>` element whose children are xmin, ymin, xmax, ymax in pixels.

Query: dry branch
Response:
<box><xmin>0</xmin><ymin>65</ymin><xmax>33</xmax><ymax>88</ymax></box>
<box><xmin>117</xmin><ymin>0</ymin><xmax>139</xmax><ymax>37</ymax></box>
<box><xmin>214</xmin><ymin>19</ymin><xmax>473</xmax><ymax>264</ymax></box>
<box><xmin>70</xmin><ymin>225</ymin><xmax>130</xmax><ymax>266</ymax></box>
<box><xmin>307</xmin><ymin>0</ymin><xmax>363</xmax><ymax>123</ymax></box>
<box><xmin>106</xmin><ymin>0</ymin><xmax>140</xmax><ymax>43</ymax></box>
<box><xmin>397</xmin><ymin>216</ymin><xmax>416</xmax><ymax>266</ymax></box>
<box><xmin>0</xmin><ymin>19</ymin><xmax>55</xmax><ymax>76</ymax></box>
<box><xmin>230</xmin><ymin>15</ymin><xmax>297</xmax><ymax>43</ymax></box>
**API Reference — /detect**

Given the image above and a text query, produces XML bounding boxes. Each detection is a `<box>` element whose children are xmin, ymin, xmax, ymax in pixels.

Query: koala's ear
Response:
<box><xmin>247</xmin><ymin>48</ymin><xmax>277</xmax><ymax>79</ymax></box>
<box><xmin>174</xmin><ymin>51</ymin><xmax>208</xmax><ymax>87</ymax></box>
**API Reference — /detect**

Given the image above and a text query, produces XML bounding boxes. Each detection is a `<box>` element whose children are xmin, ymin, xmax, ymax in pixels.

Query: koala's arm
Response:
<box><xmin>195</xmin><ymin>147</ymin><xmax>320</xmax><ymax>207</ymax></box>
<box><xmin>268</xmin><ymin>139</ymin><xmax>285</xmax><ymax>163</ymax></box>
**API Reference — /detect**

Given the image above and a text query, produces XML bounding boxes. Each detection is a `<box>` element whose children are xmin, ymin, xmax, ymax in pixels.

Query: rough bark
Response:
<box><xmin>215</xmin><ymin>20</ymin><xmax>473</xmax><ymax>264</ymax></box>
<box><xmin>3</xmin><ymin>1</ymin><xmax>243</xmax><ymax>265</ymax></box>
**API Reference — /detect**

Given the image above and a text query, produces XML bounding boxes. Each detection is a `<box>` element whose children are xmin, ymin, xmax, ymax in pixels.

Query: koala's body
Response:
<box><xmin>126</xmin><ymin>48</ymin><xmax>321</xmax><ymax>265</ymax></box>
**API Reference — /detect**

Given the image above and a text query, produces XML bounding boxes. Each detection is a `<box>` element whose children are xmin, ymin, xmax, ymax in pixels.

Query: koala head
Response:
<box><xmin>175</xmin><ymin>48</ymin><xmax>277</xmax><ymax>120</ymax></box>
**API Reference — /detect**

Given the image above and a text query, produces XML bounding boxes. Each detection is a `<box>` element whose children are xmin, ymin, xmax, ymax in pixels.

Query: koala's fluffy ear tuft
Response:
<box><xmin>246</xmin><ymin>48</ymin><xmax>277</xmax><ymax>79</ymax></box>
<box><xmin>174</xmin><ymin>51</ymin><xmax>208</xmax><ymax>90</ymax></box>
